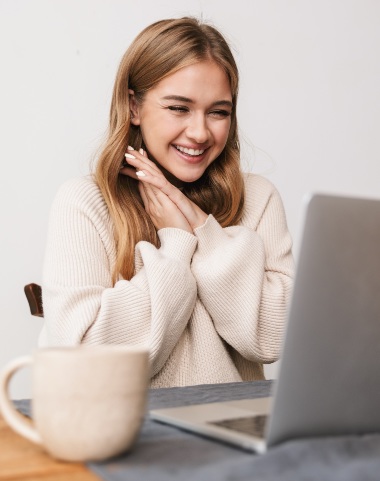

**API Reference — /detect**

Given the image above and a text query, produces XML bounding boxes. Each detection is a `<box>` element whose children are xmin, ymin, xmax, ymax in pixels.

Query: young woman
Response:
<box><xmin>39</xmin><ymin>17</ymin><xmax>294</xmax><ymax>388</ymax></box>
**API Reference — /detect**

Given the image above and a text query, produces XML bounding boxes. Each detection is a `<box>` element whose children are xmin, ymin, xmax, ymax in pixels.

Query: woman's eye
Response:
<box><xmin>209</xmin><ymin>110</ymin><xmax>231</xmax><ymax>118</ymax></box>
<box><xmin>168</xmin><ymin>105</ymin><xmax>189</xmax><ymax>113</ymax></box>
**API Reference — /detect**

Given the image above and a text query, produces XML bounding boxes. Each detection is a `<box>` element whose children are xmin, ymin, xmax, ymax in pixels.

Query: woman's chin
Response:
<box><xmin>163</xmin><ymin>169</ymin><xmax>204</xmax><ymax>187</ymax></box>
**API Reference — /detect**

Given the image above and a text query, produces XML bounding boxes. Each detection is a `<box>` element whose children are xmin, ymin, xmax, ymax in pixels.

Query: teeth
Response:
<box><xmin>175</xmin><ymin>145</ymin><xmax>205</xmax><ymax>156</ymax></box>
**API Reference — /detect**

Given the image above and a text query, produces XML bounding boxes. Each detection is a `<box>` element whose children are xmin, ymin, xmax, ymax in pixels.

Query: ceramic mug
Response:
<box><xmin>0</xmin><ymin>345</ymin><xmax>149</xmax><ymax>462</ymax></box>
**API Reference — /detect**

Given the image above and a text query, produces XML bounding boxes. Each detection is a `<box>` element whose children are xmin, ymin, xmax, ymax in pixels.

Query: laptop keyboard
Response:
<box><xmin>208</xmin><ymin>414</ymin><xmax>268</xmax><ymax>439</ymax></box>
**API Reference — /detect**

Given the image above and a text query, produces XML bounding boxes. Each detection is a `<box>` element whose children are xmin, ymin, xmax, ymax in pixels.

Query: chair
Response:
<box><xmin>24</xmin><ymin>283</ymin><xmax>44</xmax><ymax>317</ymax></box>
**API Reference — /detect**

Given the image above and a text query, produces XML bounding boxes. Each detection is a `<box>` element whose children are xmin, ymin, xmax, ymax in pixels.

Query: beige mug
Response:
<box><xmin>0</xmin><ymin>345</ymin><xmax>149</xmax><ymax>462</ymax></box>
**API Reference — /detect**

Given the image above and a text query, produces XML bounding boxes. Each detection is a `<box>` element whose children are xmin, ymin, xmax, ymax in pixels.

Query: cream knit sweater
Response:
<box><xmin>39</xmin><ymin>173</ymin><xmax>294</xmax><ymax>388</ymax></box>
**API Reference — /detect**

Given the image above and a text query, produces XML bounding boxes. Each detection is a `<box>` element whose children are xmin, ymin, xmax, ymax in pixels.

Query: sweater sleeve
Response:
<box><xmin>190</xmin><ymin>175</ymin><xmax>294</xmax><ymax>364</ymax></box>
<box><xmin>39</xmin><ymin>177</ymin><xmax>198</xmax><ymax>376</ymax></box>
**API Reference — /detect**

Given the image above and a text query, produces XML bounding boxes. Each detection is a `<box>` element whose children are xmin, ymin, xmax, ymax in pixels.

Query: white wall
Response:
<box><xmin>1</xmin><ymin>0</ymin><xmax>379</xmax><ymax>398</ymax></box>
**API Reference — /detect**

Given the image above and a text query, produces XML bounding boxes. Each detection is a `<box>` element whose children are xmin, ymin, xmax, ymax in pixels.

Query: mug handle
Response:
<box><xmin>0</xmin><ymin>356</ymin><xmax>42</xmax><ymax>445</ymax></box>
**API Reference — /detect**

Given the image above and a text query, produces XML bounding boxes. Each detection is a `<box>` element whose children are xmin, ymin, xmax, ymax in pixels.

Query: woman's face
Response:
<box><xmin>130</xmin><ymin>60</ymin><xmax>233</xmax><ymax>184</ymax></box>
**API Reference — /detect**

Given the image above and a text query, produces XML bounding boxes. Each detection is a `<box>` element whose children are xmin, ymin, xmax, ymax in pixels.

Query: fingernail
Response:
<box><xmin>139</xmin><ymin>148</ymin><xmax>144</xmax><ymax>155</ymax></box>
<box><xmin>127</xmin><ymin>145</ymin><xmax>134</xmax><ymax>150</ymax></box>
<box><xmin>125</xmin><ymin>153</ymin><xmax>135</xmax><ymax>159</ymax></box>
<box><xmin>136</xmin><ymin>171</ymin><xmax>146</xmax><ymax>177</ymax></box>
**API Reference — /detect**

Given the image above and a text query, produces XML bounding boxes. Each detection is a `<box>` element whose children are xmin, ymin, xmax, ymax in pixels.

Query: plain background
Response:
<box><xmin>1</xmin><ymin>0</ymin><xmax>379</xmax><ymax>399</ymax></box>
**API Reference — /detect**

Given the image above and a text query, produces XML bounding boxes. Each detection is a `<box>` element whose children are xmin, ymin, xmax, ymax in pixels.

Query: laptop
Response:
<box><xmin>150</xmin><ymin>193</ymin><xmax>380</xmax><ymax>453</ymax></box>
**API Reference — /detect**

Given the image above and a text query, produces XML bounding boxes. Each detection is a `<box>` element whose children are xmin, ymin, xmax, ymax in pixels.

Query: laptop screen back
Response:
<box><xmin>267</xmin><ymin>193</ymin><xmax>380</xmax><ymax>447</ymax></box>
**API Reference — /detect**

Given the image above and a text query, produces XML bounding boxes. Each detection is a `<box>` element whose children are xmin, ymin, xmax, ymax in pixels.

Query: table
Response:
<box><xmin>0</xmin><ymin>413</ymin><xmax>100</xmax><ymax>480</ymax></box>
<box><xmin>5</xmin><ymin>381</ymin><xmax>380</xmax><ymax>481</ymax></box>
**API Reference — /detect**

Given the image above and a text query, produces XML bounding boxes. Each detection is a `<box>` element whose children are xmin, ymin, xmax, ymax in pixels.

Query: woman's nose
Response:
<box><xmin>186</xmin><ymin>114</ymin><xmax>210</xmax><ymax>144</ymax></box>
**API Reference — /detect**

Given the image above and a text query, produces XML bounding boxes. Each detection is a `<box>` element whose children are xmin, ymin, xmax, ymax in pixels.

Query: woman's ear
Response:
<box><xmin>129</xmin><ymin>89</ymin><xmax>140</xmax><ymax>125</ymax></box>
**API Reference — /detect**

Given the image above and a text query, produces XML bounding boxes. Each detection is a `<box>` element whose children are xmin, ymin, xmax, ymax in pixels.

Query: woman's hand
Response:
<box><xmin>120</xmin><ymin>147</ymin><xmax>208</xmax><ymax>231</ymax></box>
<box><xmin>137</xmin><ymin>181</ymin><xmax>193</xmax><ymax>233</ymax></box>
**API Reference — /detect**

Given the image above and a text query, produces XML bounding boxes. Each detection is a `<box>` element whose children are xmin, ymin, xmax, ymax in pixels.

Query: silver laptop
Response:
<box><xmin>150</xmin><ymin>193</ymin><xmax>380</xmax><ymax>453</ymax></box>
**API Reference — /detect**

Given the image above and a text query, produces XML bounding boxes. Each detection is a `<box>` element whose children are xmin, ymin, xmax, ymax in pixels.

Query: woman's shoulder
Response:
<box><xmin>52</xmin><ymin>175</ymin><xmax>103</xmax><ymax>206</ymax></box>
<box><xmin>242</xmin><ymin>172</ymin><xmax>280</xmax><ymax>205</ymax></box>
<box><xmin>51</xmin><ymin>175</ymin><xmax>108</xmax><ymax>218</ymax></box>
<box><xmin>241</xmin><ymin>173</ymin><xmax>284</xmax><ymax>226</ymax></box>
<box><xmin>54</xmin><ymin>175</ymin><xmax>100</xmax><ymax>200</ymax></box>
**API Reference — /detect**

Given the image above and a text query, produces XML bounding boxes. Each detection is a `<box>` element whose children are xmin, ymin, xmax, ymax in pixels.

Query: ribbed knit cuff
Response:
<box><xmin>193</xmin><ymin>215</ymin><xmax>226</xmax><ymax>254</ymax></box>
<box><xmin>158</xmin><ymin>228</ymin><xmax>198</xmax><ymax>262</ymax></box>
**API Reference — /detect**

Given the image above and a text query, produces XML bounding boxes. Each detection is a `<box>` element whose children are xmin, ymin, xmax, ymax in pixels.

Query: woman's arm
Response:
<box><xmin>40</xmin><ymin>177</ymin><xmax>198</xmax><ymax>376</ymax></box>
<box><xmin>121</xmin><ymin>151</ymin><xmax>294</xmax><ymax>363</ymax></box>
<box><xmin>190</xmin><ymin>175</ymin><xmax>294</xmax><ymax>364</ymax></box>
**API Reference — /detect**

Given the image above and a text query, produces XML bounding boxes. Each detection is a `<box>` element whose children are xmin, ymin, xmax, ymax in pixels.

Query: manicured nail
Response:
<box><xmin>127</xmin><ymin>145</ymin><xmax>134</xmax><ymax>150</ymax></box>
<box><xmin>125</xmin><ymin>153</ymin><xmax>135</xmax><ymax>159</ymax></box>
<box><xmin>136</xmin><ymin>171</ymin><xmax>146</xmax><ymax>177</ymax></box>
<box><xmin>139</xmin><ymin>148</ymin><xmax>144</xmax><ymax>155</ymax></box>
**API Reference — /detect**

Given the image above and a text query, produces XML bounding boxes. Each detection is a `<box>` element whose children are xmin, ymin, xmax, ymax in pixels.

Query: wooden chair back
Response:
<box><xmin>24</xmin><ymin>283</ymin><xmax>44</xmax><ymax>317</ymax></box>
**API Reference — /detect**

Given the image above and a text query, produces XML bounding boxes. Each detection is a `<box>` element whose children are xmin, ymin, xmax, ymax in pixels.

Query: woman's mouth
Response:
<box><xmin>174</xmin><ymin>145</ymin><xmax>206</xmax><ymax>156</ymax></box>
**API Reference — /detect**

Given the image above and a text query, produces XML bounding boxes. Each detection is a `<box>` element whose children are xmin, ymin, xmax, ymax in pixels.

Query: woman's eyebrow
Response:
<box><xmin>162</xmin><ymin>95</ymin><xmax>193</xmax><ymax>103</ymax></box>
<box><xmin>213</xmin><ymin>100</ymin><xmax>233</xmax><ymax>108</ymax></box>
<box><xmin>162</xmin><ymin>95</ymin><xmax>233</xmax><ymax>108</ymax></box>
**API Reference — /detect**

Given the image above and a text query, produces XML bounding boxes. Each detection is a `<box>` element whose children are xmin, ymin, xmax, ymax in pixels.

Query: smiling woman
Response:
<box><xmin>126</xmin><ymin>60</ymin><xmax>233</xmax><ymax>185</ymax></box>
<box><xmin>39</xmin><ymin>17</ymin><xmax>294</xmax><ymax>388</ymax></box>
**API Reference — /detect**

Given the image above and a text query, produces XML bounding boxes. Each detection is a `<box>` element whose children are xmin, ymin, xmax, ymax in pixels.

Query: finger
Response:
<box><xmin>124</xmin><ymin>154</ymin><xmax>172</xmax><ymax>192</ymax></box>
<box><xmin>124</xmin><ymin>147</ymin><xmax>162</xmax><ymax>175</ymax></box>
<box><xmin>138</xmin><ymin>182</ymin><xmax>150</xmax><ymax>208</ymax></box>
<box><xmin>119</xmin><ymin>166</ymin><xmax>140</xmax><ymax>178</ymax></box>
<box><xmin>125</xmin><ymin>146</ymin><xmax>154</xmax><ymax>167</ymax></box>
<box><xmin>139</xmin><ymin>183</ymin><xmax>169</xmax><ymax>224</ymax></box>
<box><xmin>124</xmin><ymin>154</ymin><xmax>154</xmax><ymax>179</ymax></box>
<box><xmin>142</xmin><ymin>182</ymin><xmax>167</xmax><ymax>207</ymax></box>
<box><xmin>124</xmin><ymin>147</ymin><xmax>191</xmax><ymax>212</ymax></box>
<box><xmin>120</xmin><ymin>156</ymin><xmax>168</xmax><ymax>200</ymax></box>
<box><xmin>139</xmin><ymin>183</ymin><xmax>164</xmax><ymax>216</ymax></box>
<box><xmin>120</xmin><ymin>149</ymin><xmax>151</xmax><ymax>177</ymax></box>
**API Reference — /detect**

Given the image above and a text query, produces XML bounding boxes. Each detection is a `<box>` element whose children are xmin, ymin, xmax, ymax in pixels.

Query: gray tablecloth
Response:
<box><xmin>15</xmin><ymin>381</ymin><xmax>380</xmax><ymax>481</ymax></box>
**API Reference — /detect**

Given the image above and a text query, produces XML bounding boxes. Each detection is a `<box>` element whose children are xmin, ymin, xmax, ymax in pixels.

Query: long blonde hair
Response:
<box><xmin>95</xmin><ymin>17</ymin><xmax>245</xmax><ymax>283</ymax></box>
